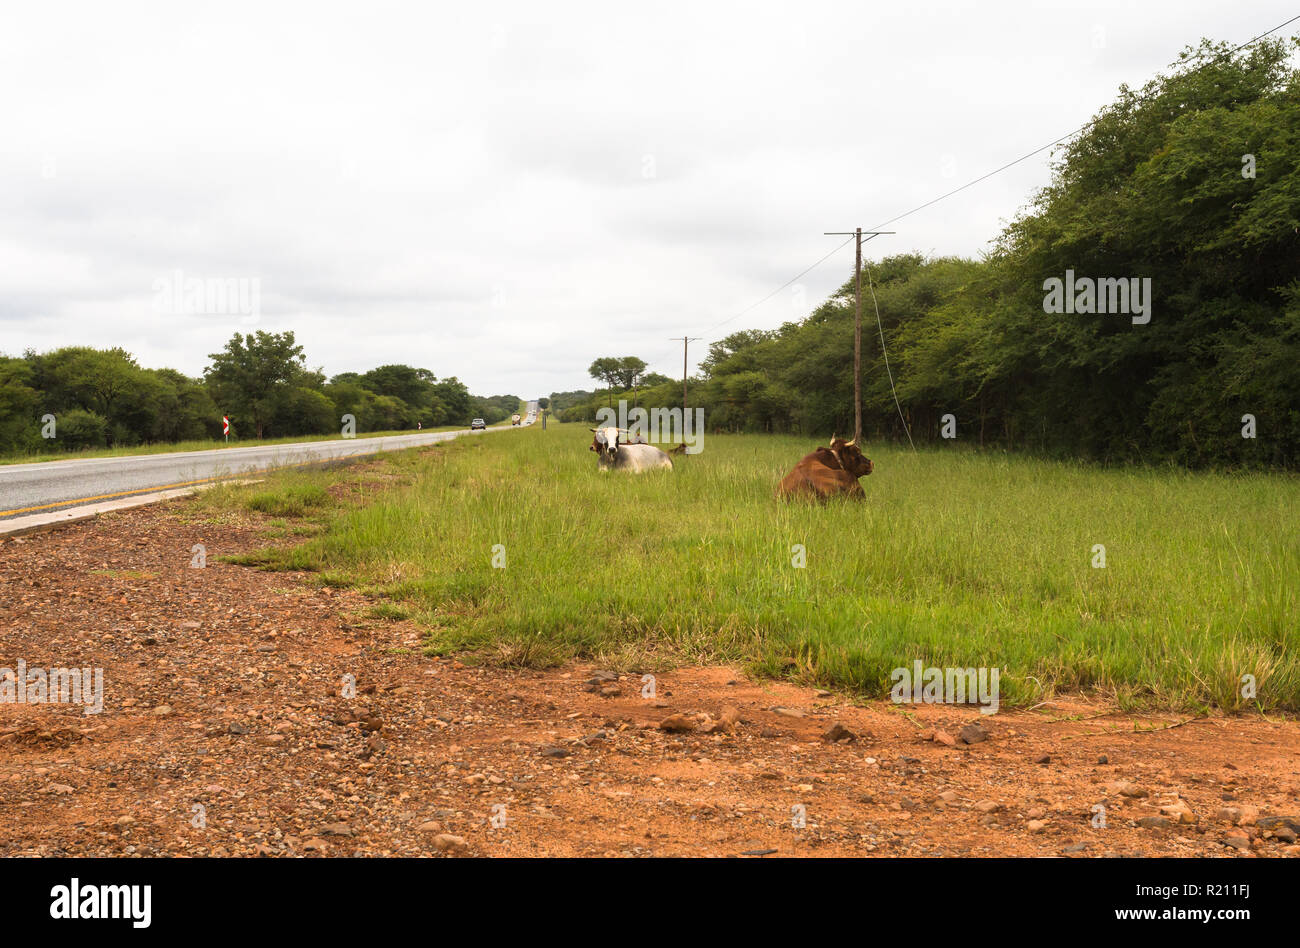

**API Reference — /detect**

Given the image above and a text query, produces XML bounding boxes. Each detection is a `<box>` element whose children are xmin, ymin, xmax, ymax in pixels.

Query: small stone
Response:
<box><xmin>933</xmin><ymin>730</ymin><xmax>957</xmax><ymax>747</ymax></box>
<box><xmin>1159</xmin><ymin>799</ymin><xmax>1197</xmax><ymax>825</ymax></box>
<box><xmin>1138</xmin><ymin>816</ymin><xmax>1173</xmax><ymax>830</ymax></box>
<box><xmin>771</xmin><ymin>707</ymin><xmax>806</xmax><ymax>719</ymax></box>
<box><xmin>1063</xmin><ymin>842</ymin><xmax>1087</xmax><ymax>853</ymax></box>
<box><xmin>974</xmin><ymin>800</ymin><xmax>1002</xmax><ymax>813</ymax></box>
<box><xmin>318</xmin><ymin>823</ymin><xmax>354</xmax><ymax>837</ymax></box>
<box><xmin>958</xmin><ymin>723</ymin><xmax>989</xmax><ymax>745</ymax></box>
<box><xmin>1223</xmin><ymin>832</ymin><xmax>1251</xmax><ymax>850</ymax></box>
<box><xmin>432</xmin><ymin>834</ymin><xmax>468</xmax><ymax>855</ymax></box>
<box><xmin>1256</xmin><ymin>816</ymin><xmax>1300</xmax><ymax>834</ymax></box>
<box><xmin>152</xmin><ymin>705</ymin><xmax>174</xmax><ymax>717</ymax></box>
<box><xmin>659</xmin><ymin>714</ymin><xmax>696</xmax><ymax>733</ymax></box>
<box><xmin>1033</xmin><ymin>754</ymin><xmax>1050</xmax><ymax>764</ymax></box>
<box><xmin>822</xmin><ymin>723</ymin><xmax>857</xmax><ymax>743</ymax></box>
<box><xmin>1027</xmin><ymin>819</ymin><xmax>1048</xmax><ymax>833</ymax></box>
<box><xmin>1097</xmin><ymin>755</ymin><xmax>1109</xmax><ymax>765</ymax></box>
<box><xmin>417</xmin><ymin>821</ymin><xmax>443</xmax><ymax>833</ymax></box>
<box><xmin>360</xmin><ymin>733</ymin><xmax>385</xmax><ymax>758</ymax></box>
<box><xmin>1109</xmin><ymin>780</ymin><xmax>1148</xmax><ymax>798</ymax></box>
<box><xmin>707</xmin><ymin>706</ymin><xmax>741</xmax><ymax>734</ymax></box>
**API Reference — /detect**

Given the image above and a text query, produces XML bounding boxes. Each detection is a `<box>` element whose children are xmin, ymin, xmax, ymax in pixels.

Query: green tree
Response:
<box><xmin>204</xmin><ymin>331</ymin><xmax>308</xmax><ymax>439</ymax></box>
<box><xmin>587</xmin><ymin>357</ymin><xmax>622</xmax><ymax>406</ymax></box>
<box><xmin>614</xmin><ymin>356</ymin><xmax>647</xmax><ymax>390</ymax></box>
<box><xmin>0</xmin><ymin>355</ymin><xmax>41</xmax><ymax>453</ymax></box>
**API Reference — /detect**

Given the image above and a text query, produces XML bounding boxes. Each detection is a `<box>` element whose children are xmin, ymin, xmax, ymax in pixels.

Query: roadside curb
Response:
<box><xmin>0</xmin><ymin>480</ymin><xmax>259</xmax><ymax>538</ymax></box>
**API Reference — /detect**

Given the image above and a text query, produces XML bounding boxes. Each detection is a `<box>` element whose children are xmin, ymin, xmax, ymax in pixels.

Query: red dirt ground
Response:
<box><xmin>2</xmin><ymin>489</ymin><xmax>1298</xmax><ymax>858</ymax></box>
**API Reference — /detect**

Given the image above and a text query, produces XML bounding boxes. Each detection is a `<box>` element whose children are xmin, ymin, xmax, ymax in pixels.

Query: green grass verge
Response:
<box><xmin>220</xmin><ymin>424</ymin><xmax>1300</xmax><ymax>712</ymax></box>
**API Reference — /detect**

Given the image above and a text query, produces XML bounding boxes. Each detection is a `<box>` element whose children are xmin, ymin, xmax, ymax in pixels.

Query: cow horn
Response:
<box><xmin>846</xmin><ymin>437</ymin><xmax>857</xmax><ymax>446</ymax></box>
<box><xmin>590</xmin><ymin>428</ymin><xmax>599</xmax><ymax>432</ymax></box>
<box><xmin>830</xmin><ymin>433</ymin><xmax>837</xmax><ymax>445</ymax></box>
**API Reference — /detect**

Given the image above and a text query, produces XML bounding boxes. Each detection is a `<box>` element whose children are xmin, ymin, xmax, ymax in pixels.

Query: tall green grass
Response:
<box><xmin>240</xmin><ymin>424</ymin><xmax>1300</xmax><ymax>711</ymax></box>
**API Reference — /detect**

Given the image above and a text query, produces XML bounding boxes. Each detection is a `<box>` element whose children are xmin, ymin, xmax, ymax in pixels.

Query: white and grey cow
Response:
<box><xmin>589</xmin><ymin>427</ymin><xmax>673</xmax><ymax>473</ymax></box>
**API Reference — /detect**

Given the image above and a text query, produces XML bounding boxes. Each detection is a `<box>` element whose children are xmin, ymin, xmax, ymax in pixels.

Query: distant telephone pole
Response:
<box><xmin>825</xmin><ymin>228</ymin><xmax>893</xmax><ymax>441</ymax></box>
<box><xmin>669</xmin><ymin>336</ymin><xmax>702</xmax><ymax>423</ymax></box>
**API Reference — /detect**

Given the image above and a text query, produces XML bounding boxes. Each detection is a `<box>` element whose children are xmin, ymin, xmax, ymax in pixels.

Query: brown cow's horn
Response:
<box><xmin>846</xmin><ymin>438</ymin><xmax>857</xmax><ymax>446</ymax></box>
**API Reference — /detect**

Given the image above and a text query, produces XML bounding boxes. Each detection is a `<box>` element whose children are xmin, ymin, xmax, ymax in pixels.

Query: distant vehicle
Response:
<box><xmin>511</xmin><ymin>413</ymin><xmax>521</xmax><ymax>426</ymax></box>
<box><xmin>471</xmin><ymin>418</ymin><xmax>487</xmax><ymax>430</ymax></box>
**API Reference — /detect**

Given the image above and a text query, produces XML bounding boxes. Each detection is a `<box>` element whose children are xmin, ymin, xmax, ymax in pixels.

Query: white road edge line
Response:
<box><xmin>0</xmin><ymin>423</ymin><xmax>524</xmax><ymax>537</ymax></box>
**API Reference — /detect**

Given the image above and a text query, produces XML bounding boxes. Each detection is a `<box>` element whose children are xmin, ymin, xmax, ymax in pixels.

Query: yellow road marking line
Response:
<box><xmin>0</xmin><ymin>475</ymin><xmax>229</xmax><ymax>517</ymax></box>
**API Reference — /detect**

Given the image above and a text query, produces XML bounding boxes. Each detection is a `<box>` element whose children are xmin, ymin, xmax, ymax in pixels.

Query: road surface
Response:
<box><xmin>0</xmin><ymin>425</ymin><xmax>518</xmax><ymax>523</ymax></box>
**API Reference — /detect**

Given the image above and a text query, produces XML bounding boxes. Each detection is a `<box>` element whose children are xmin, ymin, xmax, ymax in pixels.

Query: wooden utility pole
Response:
<box><xmin>824</xmin><ymin>229</ymin><xmax>894</xmax><ymax>441</ymax></box>
<box><xmin>669</xmin><ymin>336</ymin><xmax>701</xmax><ymax>423</ymax></box>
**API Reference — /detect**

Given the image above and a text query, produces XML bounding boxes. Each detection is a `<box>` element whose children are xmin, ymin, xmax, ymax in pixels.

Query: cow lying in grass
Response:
<box><xmin>589</xmin><ymin>427</ymin><xmax>673</xmax><ymax>472</ymax></box>
<box><xmin>777</xmin><ymin>435</ymin><xmax>873</xmax><ymax>499</ymax></box>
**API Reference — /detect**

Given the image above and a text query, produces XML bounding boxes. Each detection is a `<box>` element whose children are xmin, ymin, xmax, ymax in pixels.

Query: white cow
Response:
<box><xmin>589</xmin><ymin>427</ymin><xmax>673</xmax><ymax>473</ymax></box>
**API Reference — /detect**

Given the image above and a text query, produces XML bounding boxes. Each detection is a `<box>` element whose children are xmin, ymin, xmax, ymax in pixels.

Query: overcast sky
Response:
<box><xmin>1</xmin><ymin>1</ymin><xmax>1289</xmax><ymax>397</ymax></box>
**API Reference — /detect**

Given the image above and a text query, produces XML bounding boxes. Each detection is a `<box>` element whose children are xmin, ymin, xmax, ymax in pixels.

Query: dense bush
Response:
<box><xmin>562</xmin><ymin>38</ymin><xmax>1300</xmax><ymax>468</ymax></box>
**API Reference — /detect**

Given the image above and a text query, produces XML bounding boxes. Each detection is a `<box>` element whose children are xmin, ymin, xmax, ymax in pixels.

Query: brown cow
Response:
<box><xmin>776</xmin><ymin>436</ymin><xmax>874</xmax><ymax>500</ymax></box>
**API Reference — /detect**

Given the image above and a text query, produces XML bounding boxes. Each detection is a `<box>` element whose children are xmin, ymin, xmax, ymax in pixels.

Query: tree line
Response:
<box><xmin>0</xmin><ymin>331</ymin><xmax>520</xmax><ymax>454</ymax></box>
<box><xmin>560</xmin><ymin>38</ymin><xmax>1300</xmax><ymax>468</ymax></box>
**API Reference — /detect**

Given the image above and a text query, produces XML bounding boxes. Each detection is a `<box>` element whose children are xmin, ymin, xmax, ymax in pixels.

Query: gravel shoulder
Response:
<box><xmin>2</xmin><ymin>473</ymin><xmax>1298</xmax><ymax>858</ymax></box>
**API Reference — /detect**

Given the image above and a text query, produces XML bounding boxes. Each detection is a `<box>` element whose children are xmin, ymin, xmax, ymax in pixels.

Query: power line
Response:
<box><xmin>869</xmin><ymin>13</ymin><xmax>1300</xmax><ymax>232</ymax></box>
<box><xmin>864</xmin><ymin>259</ymin><xmax>914</xmax><ymax>451</ymax></box>
<box><xmin>643</xmin><ymin>12</ymin><xmax>1300</xmax><ymax>381</ymax></box>
<box><xmin>698</xmin><ymin>236</ymin><xmax>855</xmax><ymax>337</ymax></box>
<box><xmin>642</xmin><ymin>236</ymin><xmax>856</xmax><ymax>373</ymax></box>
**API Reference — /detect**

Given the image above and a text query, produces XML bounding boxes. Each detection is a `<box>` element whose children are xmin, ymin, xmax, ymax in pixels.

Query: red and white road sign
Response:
<box><xmin>222</xmin><ymin>415</ymin><xmax>230</xmax><ymax>435</ymax></box>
